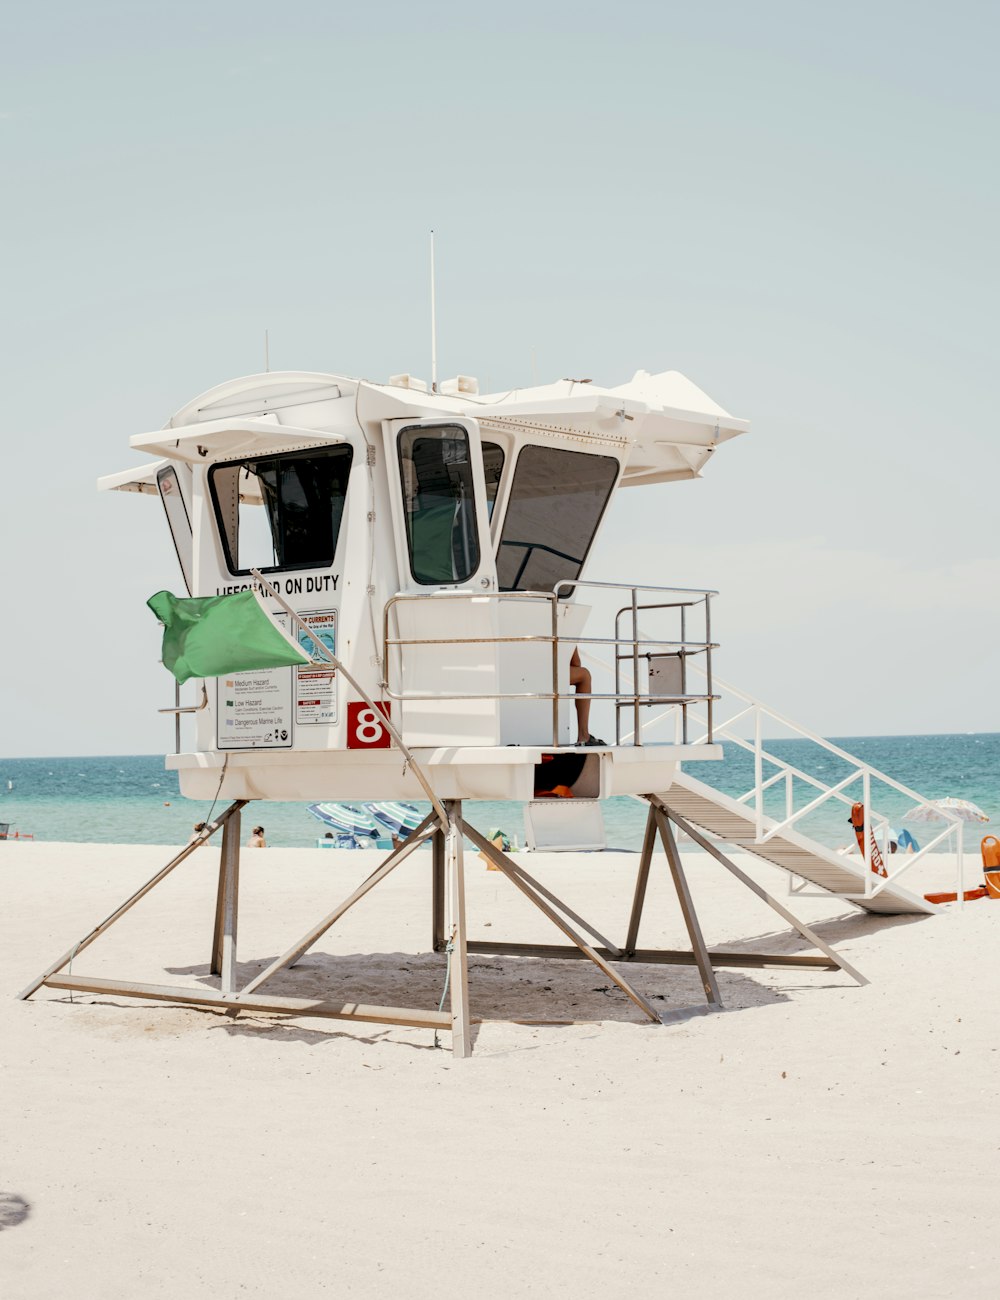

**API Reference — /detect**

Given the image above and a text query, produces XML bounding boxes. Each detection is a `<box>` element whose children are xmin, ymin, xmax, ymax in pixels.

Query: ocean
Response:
<box><xmin>1</xmin><ymin>734</ymin><xmax>997</xmax><ymax>854</ymax></box>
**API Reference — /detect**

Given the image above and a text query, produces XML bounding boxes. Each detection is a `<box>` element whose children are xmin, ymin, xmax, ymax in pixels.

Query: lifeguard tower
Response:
<box><xmin>20</xmin><ymin>366</ymin><xmax>873</xmax><ymax>1054</ymax></box>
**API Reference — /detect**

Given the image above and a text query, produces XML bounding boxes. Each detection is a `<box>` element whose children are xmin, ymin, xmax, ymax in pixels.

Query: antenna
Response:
<box><xmin>430</xmin><ymin>230</ymin><xmax>438</xmax><ymax>393</ymax></box>
<box><xmin>264</xmin><ymin>330</ymin><xmax>270</xmax><ymax>373</ymax></box>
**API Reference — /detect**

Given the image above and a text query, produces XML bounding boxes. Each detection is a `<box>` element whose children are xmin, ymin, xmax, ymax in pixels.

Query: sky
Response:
<box><xmin>1</xmin><ymin>0</ymin><xmax>997</xmax><ymax>757</ymax></box>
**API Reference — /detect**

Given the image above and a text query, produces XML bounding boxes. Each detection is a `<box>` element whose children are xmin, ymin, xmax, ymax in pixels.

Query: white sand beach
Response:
<box><xmin>3</xmin><ymin>840</ymin><xmax>998</xmax><ymax>1299</ymax></box>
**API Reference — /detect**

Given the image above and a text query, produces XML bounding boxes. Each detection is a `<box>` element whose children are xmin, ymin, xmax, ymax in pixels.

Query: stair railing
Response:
<box><xmin>685</xmin><ymin>666</ymin><xmax>966</xmax><ymax>903</ymax></box>
<box><xmin>597</xmin><ymin>650</ymin><xmax>967</xmax><ymax>904</ymax></box>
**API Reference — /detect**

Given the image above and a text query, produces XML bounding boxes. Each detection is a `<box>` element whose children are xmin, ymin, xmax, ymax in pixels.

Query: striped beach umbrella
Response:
<box><xmin>363</xmin><ymin>801</ymin><xmax>423</xmax><ymax>836</ymax></box>
<box><xmin>307</xmin><ymin>803</ymin><xmax>380</xmax><ymax>837</ymax></box>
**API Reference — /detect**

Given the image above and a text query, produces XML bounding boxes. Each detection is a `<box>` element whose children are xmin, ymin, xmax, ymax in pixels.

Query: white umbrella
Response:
<box><xmin>904</xmin><ymin>797</ymin><xmax>989</xmax><ymax>824</ymax></box>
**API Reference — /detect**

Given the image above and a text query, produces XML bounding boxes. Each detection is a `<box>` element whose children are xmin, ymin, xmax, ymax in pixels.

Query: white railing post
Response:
<box><xmin>754</xmin><ymin>707</ymin><xmax>763</xmax><ymax>841</ymax></box>
<box><xmin>679</xmin><ymin>661</ymin><xmax>974</xmax><ymax>907</ymax></box>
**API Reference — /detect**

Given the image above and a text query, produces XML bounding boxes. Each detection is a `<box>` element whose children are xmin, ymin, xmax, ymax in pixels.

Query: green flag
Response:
<box><xmin>147</xmin><ymin>589</ymin><xmax>313</xmax><ymax>684</ymax></box>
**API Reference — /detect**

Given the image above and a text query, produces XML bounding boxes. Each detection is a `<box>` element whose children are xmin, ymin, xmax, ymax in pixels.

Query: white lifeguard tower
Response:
<box><xmin>20</xmin><ymin>366</ymin><xmax>869</xmax><ymax>1054</ymax></box>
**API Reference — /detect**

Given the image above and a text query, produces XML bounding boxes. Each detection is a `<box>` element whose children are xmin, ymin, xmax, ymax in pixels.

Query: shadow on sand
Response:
<box><xmin>162</xmin><ymin>947</ymin><xmax>790</xmax><ymax>1046</ymax></box>
<box><xmin>0</xmin><ymin>1193</ymin><xmax>30</xmax><ymax>1231</ymax></box>
<box><xmin>716</xmin><ymin>906</ymin><xmax>929</xmax><ymax>957</ymax></box>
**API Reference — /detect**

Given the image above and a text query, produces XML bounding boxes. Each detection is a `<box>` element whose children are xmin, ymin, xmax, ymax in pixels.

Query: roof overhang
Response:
<box><xmin>130</xmin><ymin>417</ymin><xmax>346</xmax><ymax>464</ymax></box>
<box><xmin>97</xmin><ymin>460</ymin><xmax>169</xmax><ymax>494</ymax></box>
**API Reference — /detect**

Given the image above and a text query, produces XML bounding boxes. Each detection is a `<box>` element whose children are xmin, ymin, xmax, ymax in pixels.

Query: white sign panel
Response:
<box><xmin>217</xmin><ymin>613</ymin><xmax>294</xmax><ymax>749</ymax></box>
<box><xmin>295</xmin><ymin>610</ymin><xmax>338</xmax><ymax>726</ymax></box>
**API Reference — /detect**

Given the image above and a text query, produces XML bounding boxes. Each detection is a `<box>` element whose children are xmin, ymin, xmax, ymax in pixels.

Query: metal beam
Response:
<box><xmin>43</xmin><ymin>974</ymin><xmax>453</xmax><ymax>1030</ymax></box>
<box><xmin>237</xmin><ymin>812</ymin><xmax>438</xmax><ymax>1000</ymax></box>
<box><xmin>652</xmin><ymin>798</ymin><xmax>868</xmax><ymax>987</ymax></box>
<box><xmin>465</xmin><ymin>940</ymin><xmax>836</xmax><ymax>969</ymax></box>
<box><xmin>654</xmin><ymin>807</ymin><xmax>722</xmax><ymax>1007</ymax></box>
<box><xmin>432</xmin><ymin>826</ymin><xmax>446</xmax><ymax>952</ymax></box>
<box><xmin>17</xmin><ymin>800</ymin><xmax>248</xmax><ymax>1002</ymax></box>
<box><xmin>446</xmin><ymin>801</ymin><xmax>472</xmax><ymax>1058</ymax></box>
<box><xmin>461</xmin><ymin>819</ymin><xmax>661</xmax><ymax>1023</ymax></box>
<box><xmin>219</xmin><ymin>807</ymin><xmax>241</xmax><ymax>995</ymax></box>
<box><xmin>499</xmin><ymin>858</ymin><xmax>622</xmax><ymax>957</ymax></box>
<box><xmin>624</xmin><ymin>805</ymin><xmax>658</xmax><ymax>956</ymax></box>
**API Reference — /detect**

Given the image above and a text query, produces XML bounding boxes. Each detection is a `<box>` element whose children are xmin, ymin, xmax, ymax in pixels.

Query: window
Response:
<box><xmin>157</xmin><ymin>466</ymin><xmax>193</xmax><ymax>594</ymax></box>
<box><xmin>482</xmin><ymin>441</ymin><xmax>505</xmax><ymax>519</ymax></box>
<box><xmin>398</xmin><ymin>424</ymin><xmax>480</xmax><ymax>585</ymax></box>
<box><xmin>209</xmin><ymin>445</ymin><xmax>353</xmax><ymax>575</ymax></box>
<box><xmin>496</xmin><ymin>445</ymin><xmax>619</xmax><ymax>592</ymax></box>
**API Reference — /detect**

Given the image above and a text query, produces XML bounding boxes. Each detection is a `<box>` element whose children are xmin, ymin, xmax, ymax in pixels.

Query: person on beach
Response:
<box><xmin>189</xmin><ymin>822</ymin><xmax>206</xmax><ymax>845</ymax></box>
<box><xmin>248</xmin><ymin>825</ymin><xmax>266</xmax><ymax>848</ymax></box>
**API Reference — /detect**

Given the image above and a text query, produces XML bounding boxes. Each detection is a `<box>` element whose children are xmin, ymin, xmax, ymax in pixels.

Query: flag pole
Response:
<box><xmin>249</xmin><ymin>569</ymin><xmax>448</xmax><ymax>826</ymax></box>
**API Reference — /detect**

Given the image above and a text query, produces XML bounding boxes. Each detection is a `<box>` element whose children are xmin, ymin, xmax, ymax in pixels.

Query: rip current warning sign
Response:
<box><xmin>295</xmin><ymin>610</ymin><xmax>338</xmax><ymax>726</ymax></box>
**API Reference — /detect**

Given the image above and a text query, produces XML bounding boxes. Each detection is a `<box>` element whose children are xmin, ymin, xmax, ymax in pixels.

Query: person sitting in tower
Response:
<box><xmin>569</xmin><ymin>648</ymin><xmax>605</xmax><ymax>746</ymax></box>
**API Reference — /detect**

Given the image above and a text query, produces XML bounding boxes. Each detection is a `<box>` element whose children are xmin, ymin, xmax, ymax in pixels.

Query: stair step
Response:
<box><xmin>657</xmin><ymin>772</ymin><xmax>935</xmax><ymax>917</ymax></box>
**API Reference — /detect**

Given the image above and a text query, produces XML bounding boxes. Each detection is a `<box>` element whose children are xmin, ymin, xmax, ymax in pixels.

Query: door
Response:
<box><xmin>383</xmin><ymin>417</ymin><xmax>500</xmax><ymax>746</ymax></box>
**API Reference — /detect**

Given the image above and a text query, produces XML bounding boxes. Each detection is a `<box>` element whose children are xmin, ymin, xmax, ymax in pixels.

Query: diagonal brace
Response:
<box><xmin>652</xmin><ymin>798</ymin><xmax>868</xmax><ymax>987</ymax></box>
<box><xmin>17</xmin><ymin>800</ymin><xmax>249</xmax><ymax>1001</ymax></box>
<box><xmin>653</xmin><ymin>807</ymin><xmax>723</xmax><ymax>1007</ymax></box>
<box><xmin>237</xmin><ymin>812</ymin><xmax>438</xmax><ymax>1000</ymax></box>
<box><xmin>460</xmin><ymin>819</ymin><xmax>660</xmax><ymax>1023</ymax></box>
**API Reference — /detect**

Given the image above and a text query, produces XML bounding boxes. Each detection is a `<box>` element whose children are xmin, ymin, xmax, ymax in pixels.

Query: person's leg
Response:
<box><xmin>569</xmin><ymin>649</ymin><xmax>591</xmax><ymax>744</ymax></box>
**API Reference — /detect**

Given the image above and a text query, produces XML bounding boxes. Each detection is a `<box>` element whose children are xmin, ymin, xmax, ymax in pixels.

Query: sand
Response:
<box><xmin>2</xmin><ymin>838</ymin><xmax>998</xmax><ymax>1299</ymax></box>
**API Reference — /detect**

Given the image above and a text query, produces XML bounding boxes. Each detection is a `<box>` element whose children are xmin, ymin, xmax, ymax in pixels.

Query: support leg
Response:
<box><xmin>625</xmin><ymin>806</ymin><xmax>658</xmax><ymax>957</ymax></box>
<box><xmin>211</xmin><ymin>807</ymin><xmax>241</xmax><ymax>977</ymax></box>
<box><xmin>218</xmin><ymin>809</ymin><xmax>241</xmax><ymax>996</ymax></box>
<box><xmin>432</xmin><ymin>824</ymin><xmax>446</xmax><ymax>953</ymax></box>
<box><xmin>654</xmin><ymin>807</ymin><xmax>722</xmax><ymax>1007</ymax></box>
<box><xmin>446</xmin><ymin>801</ymin><xmax>472</xmax><ymax>1059</ymax></box>
<box><xmin>654</xmin><ymin>800</ymin><xmax>868</xmax><ymax>987</ymax></box>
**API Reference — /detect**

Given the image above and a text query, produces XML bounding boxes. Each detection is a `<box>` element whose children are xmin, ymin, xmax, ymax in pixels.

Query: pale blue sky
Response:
<box><xmin>2</xmin><ymin>1</ymin><xmax>997</xmax><ymax>755</ymax></box>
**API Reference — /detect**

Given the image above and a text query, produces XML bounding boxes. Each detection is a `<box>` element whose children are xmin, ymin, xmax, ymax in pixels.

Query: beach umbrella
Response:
<box><xmin>363</xmin><ymin>801</ymin><xmax>422</xmax><ymax>836</ymax></box>
<box><xmin>307</xmin><ymin>803</ymin><xmax>379</xmax><ymax>836</ymax></box>
<box><xmin>904</xmin><ymin>797</ymin><xmax>989</xmax><ymax>824</ymax></box>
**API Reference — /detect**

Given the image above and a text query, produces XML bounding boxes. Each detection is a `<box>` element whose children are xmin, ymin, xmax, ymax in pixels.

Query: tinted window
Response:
<box><xmin>398</xmin><ymin>425</ymin><xmax>480</xmax><ymax>585</ymax></box>
<box><xmin>482</xmin><ymin>442</ymin><xmax>505</xmax><ymax>519</ymax></box>
<box><xmin>157</xmin><ymin>465</ymin><xmax>193</xmax><ymax>594</ymax></box>
<box><xmin>209</xmin><ymin>445</ymin><xmax>353</xmax><ymax>575</ymax></box>
<box><xmin>497</xmin><ymin>445</ymin><xmax>618</xmax><ymax>592</ymax></box>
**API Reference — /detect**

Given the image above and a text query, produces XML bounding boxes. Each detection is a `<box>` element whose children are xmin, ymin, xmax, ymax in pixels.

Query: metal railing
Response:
<box><xmin>381</xmin><ymin>582</ymin><xmax>719</xmax><ymax>748</ymax></box>
<box><xmin>603</xmin><ymin>656</ymin><xmax>968</xmax><ymax>904</ymax></box>
<box><xmin>608</xmin><ymin>586</ymin><xmax>714</xmax><ymax>745</ymax></box>
<box><xmin>159</xmin><ymin>681</ymin><xmax>208</xmax><ymax>754</ymax></box>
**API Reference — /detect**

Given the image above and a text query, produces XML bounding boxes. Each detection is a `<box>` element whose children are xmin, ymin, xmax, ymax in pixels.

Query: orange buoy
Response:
<box><xmin>981</xmin><ymin>837</ymin><xmax>1000</xmax><ymax>898</ymax></box>
<box><xmin>849</xmin><ymin>802</ymin><xmax>888</xmax><ymax>877</ymax></box>
<box><xmin>924</xmin><ymin>887</ymin><xmax>989</xmax><ymax>905</ymax></box>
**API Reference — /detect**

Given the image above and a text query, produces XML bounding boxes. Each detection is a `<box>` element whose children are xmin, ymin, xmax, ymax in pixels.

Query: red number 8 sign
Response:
<box><xmin>347</xmin><ymin>701</ymin><xmax>392</xmax><ymax>749</ymax></box>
